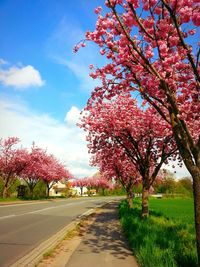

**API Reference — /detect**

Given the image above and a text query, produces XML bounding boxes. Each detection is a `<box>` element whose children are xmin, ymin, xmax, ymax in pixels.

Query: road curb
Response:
<box><xmin>9</xmin><ymin>202</ymin><xmax>110</xmax><ymax>267</ymax></box>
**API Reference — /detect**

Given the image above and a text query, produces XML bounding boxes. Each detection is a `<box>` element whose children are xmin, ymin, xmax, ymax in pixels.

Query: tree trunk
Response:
<box><xmin>171</xmin><ymin>118</ymin><xmax>200</xmax><ymax>264</ymax></box>
<box><xmin>127</xmin><ymin>196</ymin><xmax>133</xmax><ymax>208</ymax></box>
<box><xmin>142</xmin><ymin>186</ymin><xmax>149</xmax><ymax>218</ymax></box>
<box><xmin>191</xmin><ymin>169</ymin><xmax>200</xmax><ymax>266</ymax></box>
<box><xmin>2</xmin><ymin>184</ymin><xmax>9</xmax><ymax>198</ymax></box>
<box><xmin>29</xmin><ymin>185</ymin><xmax>34</xmax><ymax>199</ymax></box>
<box><xmin>127</xmin><ymin>191</ymin><xmax>134</xmax><ymax>208</ymax></box>
<box><xmin>180</xmin><ymin>163</ymin><xmax>200</xmax><ymax>265</ymax></box>
<box><xmin>167</xmin><ymin>107</ymin><xmax>200</xmax><ymax>264</ymax></box>
<box><xmin>2</xmin><ymin>176</ymin><xmax>12</xmax><ymax>198</ymax></box>
<box><xmin>46</xmin><ymin>184</ymin><xmax>50</xmax><ymax>198</ymax></box>
<box><xmin>102</xmin><ymin>188</ymin><xmax>105</xmax><ymax>196</ymax></box>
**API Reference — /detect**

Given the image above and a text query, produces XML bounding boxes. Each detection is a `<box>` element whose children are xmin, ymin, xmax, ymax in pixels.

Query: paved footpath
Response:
<box><xmin>65</xmin><ymin>201</ymin><xmax>138</xmax><ymax>267</ymax></box>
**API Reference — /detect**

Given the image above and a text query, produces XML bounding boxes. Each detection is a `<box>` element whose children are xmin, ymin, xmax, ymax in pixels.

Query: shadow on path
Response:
<box><xmin>65</xmin><ymin>201</ymin><xmax>138</xmax><ymax>267</ymax></box>
<box><xmin>82</xmin><ymin>203</ymin><xmax>132</xmax><ymax>259</ymax></box>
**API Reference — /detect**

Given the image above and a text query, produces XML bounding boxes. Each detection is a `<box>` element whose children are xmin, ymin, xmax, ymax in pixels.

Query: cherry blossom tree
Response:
<box><xmin>20</xmin><ymin>144</ymin><xmax>50</xmax><ymax>198</ymax></box>
<box><xmin>80</xmin><ymin>93</ymin><xmax>177</xmax><ymax>215</ymax></box>
<box><xmin>72</xmin><ymin>175</ymin><xmax>112</xmax><ymax>196</ymax></box>
<box><xmin>91</xmin><ymin>145</ymin><xmax>141</xmax><ymax>207</ymax></box>
<box><xmin>78</xmin><ymin>0</ymin><xmax>200</xmax><ymax>261</ymax></box>
<box><xmin>0</xmin><ymin>137</ymin><xmax>28</xmax><ymax>198</ymax></box>
<box><xmin>21</xmin><ymin>145</ymin><xmax>72</xmax><ymax>198</ymax></box>
<box><xmin>82</xmin><ymin>177</ymin><xmax>94</xmax><ymax>195</ymax></box>
<box><xmin>87</xmin><ymin>173</ymin><xmax>113</xmax><ymax>195</ymax></box>
<box><xmin>0</xmin><ymin>138</ymin><xmax>72</xmax><ymax>199</ymax></box>
<box><xmin>96</xmin><ymin>176</ymin><xmax>113</xmax><ymax>195</ymax></box>
<box><xmin>72</xmin><ymin>177</ymin><xmax>88</xmax><ymax>196</ymax></box>
<box><xmin>40</xmin><ymin>154</ymin><xmax>72</xmax><ymax>198</ymax></box>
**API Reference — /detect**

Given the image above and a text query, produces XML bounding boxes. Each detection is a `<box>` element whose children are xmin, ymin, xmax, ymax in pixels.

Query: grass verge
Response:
<box><xmin>42</xmin><ymin>223</ymin><xmax>81</xmax><ymax>260</ymax></box>
<box><xmin>119</xmin><ymin>198</ymin><xmax>197</xmax><ymax>267</ymax></box>
<box><xmin>0</xmin><ymin>197</ymin><xmax>19</xmax><ymax>202</ymax></box>
<box><xmin>39</xmin><ymin>213</ymin><xmax>96</xmax><ymax>265</ymax></box>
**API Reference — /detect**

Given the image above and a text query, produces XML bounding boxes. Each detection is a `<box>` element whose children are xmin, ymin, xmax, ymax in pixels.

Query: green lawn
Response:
<box><xmin>149</xmin><ymin>198</ymin><xmax>195</xmax><ymax>227</ymax></box>
<box><xmin>119</xmin><ymin>197</ymin><xmax>197</xmax><ymax>267</ymax></box>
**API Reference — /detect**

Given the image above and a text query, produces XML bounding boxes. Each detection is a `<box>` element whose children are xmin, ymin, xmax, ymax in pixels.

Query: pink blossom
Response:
<box><xmin>192</xmin><ymin>10</ymin><xmax>200</xmax><ymax>26</ymax></box>
<box><xmin>100</xmin><ymin>49</ymin><xmax>106</xmax><ymax>55</ymax></box>
<box><xmin>94</xmin><ymin>6</ymin><xmax>102</xmax><ymax>15</ymax></box>
<box><xmin>89</xmin><ymin>64</ymin><xmax>94</xmax><ymax>69</ymax></box>
<box><xmin>188</xmin><ymin>29</ymin><xmax>196</xmax><ymax>35</ymax></box>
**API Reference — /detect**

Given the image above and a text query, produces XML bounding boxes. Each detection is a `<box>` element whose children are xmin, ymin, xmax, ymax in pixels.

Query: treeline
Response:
<box><xmin>154</xmin><ymin>176</ymin><xmax>193</xmax><ymax>197</ymax></box>
<box><xmin>0</xmin><ymin>137</ymin><xmax>72</xmax><ymax>199</ymax></box>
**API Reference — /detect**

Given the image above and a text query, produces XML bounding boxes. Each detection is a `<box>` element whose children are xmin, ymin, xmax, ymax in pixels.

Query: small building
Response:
<box><xmin>72</xmin><ymin>186</ymin><xmax>88</xmax><ymax>196</ymax></box>
<box><xmin>49</xmin><ymin>181</ymin><xmax>68</xmax><ymax>197</ymax></box>
<box><xmin>49</xmin><ymin>181</ymin><xmax>88</xmax><ymax>197</ymax></box>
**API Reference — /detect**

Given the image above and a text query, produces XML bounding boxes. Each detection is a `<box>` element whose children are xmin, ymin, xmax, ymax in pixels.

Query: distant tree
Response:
<box><xmin>21</xmin><ymin>145</ymin><xmax>72</xmax><ymax>198</ymax></box>
<box><xmin>0</xmin><ymin>137</ymin><xmax>28</xmax><ymax>198</ymax></box>
<box><xmin>88</xmin><ymin>173</ymin><xmax>113</xmax><ymax>196</ymax></box>
<box><xmin>72</xmin><ymin>178</ymin><xmax>87</xmax><ymax>196</ymax></box>
<box><xmin>179</xmin><ymin>177</ymin><xmax>193</xmax><ymax>191</ymax></box>
<box><xmin>40</xmin><ymin>154</ymin><xmax>72</xmax><ymax>198</ymax></box>
<box><xmin>155</xmin><ymin>169</ymin><xmax>176</xmax><ymax>194</ymax></box>
<box><xmin>91</xmin><ymin>146</ymin><xmax>141</xmax><ymax>207</ymax></box>
<box><xmin>20</xmin><ymin>144</ymin><xmax>48</xmax><ymax>198</ymax></box>
<box><xmin>177</xmin><ymin>177</ymin><xmax>193</xmax><ymax>196</ymax></box>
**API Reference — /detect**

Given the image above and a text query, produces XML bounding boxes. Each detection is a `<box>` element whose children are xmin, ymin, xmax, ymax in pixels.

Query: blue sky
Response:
<box><xmin>0</xmin><ymin>0</ymin><xmax>104</xmax><ymax>117</ymax></box>
<box><xmin>0</xmin><ymin>0</ymin><xmax>106</xmax><ymax>177</ymax></box>
<box><xmin>0</xmin><ymin>0</ymin><xmax>189</xmax><ymax>178</ymax></box>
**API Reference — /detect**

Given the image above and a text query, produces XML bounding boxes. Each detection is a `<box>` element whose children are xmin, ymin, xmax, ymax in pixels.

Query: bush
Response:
<box><xmin>98</xmin><ymin>187</ymin><xmax>126</xmax><ymax>196</ymax></box>
<box><xmin>0</xmin><ymin>178</ymin><xmax>3</xmax><ymax>197</ymax></box>
<box><xmin>21</xmin><ymin>180</ymin><xmax>46</xmax><ymax>200</ymax></box>
<box><xmin>0</xmin><ymin>178</ymin><xmax>21</xmax><ymax>198</ymax></box>
<box><xmin>33</xmin><ymin>180</ymin><xmax>46</xmax><ymax>198</ymax></box>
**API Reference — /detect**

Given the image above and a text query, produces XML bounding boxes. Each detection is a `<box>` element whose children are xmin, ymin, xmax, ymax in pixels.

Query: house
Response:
<box><xmin>72</xmin><ymin>186</ymin><xmax>88</xmax><ymax>196</ymax></box>
<box><xmin>49</xmin><ymin>180</ymin><xmax>88</xmax><ymax>197</ymax></box>
<box><xmin>49</xmin><ymin>181</ymin><xmax>67</xmax><ymax>197</ymax></box>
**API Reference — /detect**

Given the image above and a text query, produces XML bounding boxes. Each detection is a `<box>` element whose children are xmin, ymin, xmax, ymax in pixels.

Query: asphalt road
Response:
<box><xmin>0</xmin><ymin>196</ymin><xmax>122</xmax><ymax>267</ymax></box>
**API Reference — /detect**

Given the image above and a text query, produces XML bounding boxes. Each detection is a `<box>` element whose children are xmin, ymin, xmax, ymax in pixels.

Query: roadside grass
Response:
<box><xmin>40</xmin><ymin>214</ymin><xmax>96</xmax><ymax>264</ymax></box>
<box><xmin>0</xmin><ymin>196</ymin><xmax>70</xmax><ymax>202</ymax></box>
<box><xmin>42</xmin><ymin>223</ymin><xmax>81</xmax><ymax>260</ymax></box>
<box><xmin>0</xmin><ymin>197</ymin><xmax>19</xmax><ymax>202</ymax></box>
<box><xmin>119</xmin><ymin>198</ymin><xmax>197</xmax><ymax>267</ymax></box>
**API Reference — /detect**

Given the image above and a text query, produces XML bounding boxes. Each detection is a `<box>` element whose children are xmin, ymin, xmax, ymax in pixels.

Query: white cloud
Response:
<box><xmin>0</xmin><ymin>96</ymin><xmax>96</xmax><ymax>178</ymax></box>
<box><xmin>0</xmin><ymin>96</ymin><xmax>190</xmax><ymax>179</ymax></box>
<box><xmin>64</xmin><ymin>106</ymin><xmax>80</xmax><ymax>125</ymax></box>
<box><xmin>0</xmin><ymin>63</ymin><xmax>45</xmax><ymax>89</ymax></box>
